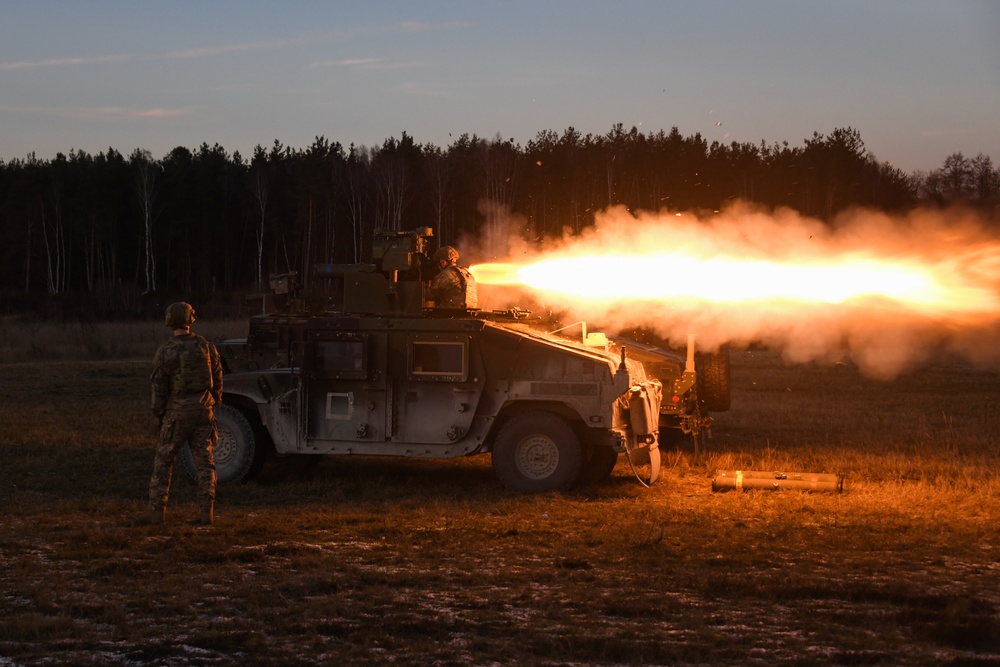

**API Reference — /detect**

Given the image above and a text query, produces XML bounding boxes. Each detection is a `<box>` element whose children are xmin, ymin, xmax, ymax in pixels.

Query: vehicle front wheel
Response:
<box><xmin>492</xmin><ymin>411</ymin><xmax>584</xmax><ymax>492</ymax></box>
<box><xmin>181</xmin><ymin>404</ymin><xmax>267</xmax><ymax>484</ymax></box>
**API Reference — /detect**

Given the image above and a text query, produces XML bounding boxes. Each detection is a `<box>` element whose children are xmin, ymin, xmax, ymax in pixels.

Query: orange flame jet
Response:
<box><xmin>466</xmin><ymin>205</ymin><xmax>1000</xmax><ymax>378</ymax></box>
<box><xmin>472</xmin><ymin>252</ymin><xmax>998</xmax><ymax>316</ymax></box>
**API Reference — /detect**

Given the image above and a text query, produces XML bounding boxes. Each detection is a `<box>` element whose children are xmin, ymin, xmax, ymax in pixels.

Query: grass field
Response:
<box><xmin>1</xmin><ymin>325</ymin><xmax>999</xmax><ymax>666</ymax></box>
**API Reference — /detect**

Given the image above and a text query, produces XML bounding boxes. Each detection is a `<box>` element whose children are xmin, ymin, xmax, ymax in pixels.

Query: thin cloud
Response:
<box><xmin>336</xmin><ymin>19</ymin><xmax>471</xmax><ymax>40</ymax></box>
<box><xmin>311</xmin><ymin>58</ymin><xmax>428</xmax><ymax>71</ymax></box>
<box><xmin>134</xmin><ymin>108</ymin><xmax>192</xmax><ymax>119</ymax></box>
<box><xmin>0</xmin><ymin>25</ymin><xmax>462</xmax><ymax>72</ymax></box>
<box><xmin>0</xmin><ymin>54</ymin><xmax>131</xmax><ymax>71</ymax></box>
<box><xmin>0</xmin><ymin>104</ymin><xmax>193</xmax><ymax>121</ymax></box>
<box><xmin>398</xmin><ymin>19</ymin><xmax>471</xmax><ymax>32</ymax></box>
<box><xmin>161</xmin><ymin>38</ymin><xmax>294</xmax><ymax>60</ymax></box>
<box><xmin>0</xmin><ymin>35</ymin><xmax>303</xmax><ymax>71</ymax></box>
<box><xmin>312</xmin><ymin>57</ymin><xmax>383</xmax><ymax>68</ymax></box>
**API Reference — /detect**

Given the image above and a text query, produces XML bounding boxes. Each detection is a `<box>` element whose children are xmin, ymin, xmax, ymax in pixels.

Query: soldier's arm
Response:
<box><xmin>150</xmin><ymin>348</ymin><xmax>170</xmax><ymax>417</ymax></box>
<box><xmin>209</xmin><ymin>343</ymin><xmax>224</xmax><ymax>407</ymax></box>
<box><xmin>425</xmin><ymin>273</ymin><xmax>442</xmax><ymax>301</ymax></box>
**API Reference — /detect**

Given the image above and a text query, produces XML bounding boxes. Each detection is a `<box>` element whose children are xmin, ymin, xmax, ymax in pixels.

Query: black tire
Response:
<box><xmin>181</xmin><ymin>404</ymin><xmax>267</xmax><ymax>484</ymax></box>
<box><xmin>492</xmin><ymin>411</ymin><xmax>584</xmax><ymax>492</ymax></box>
<box><xmin>697</xmin><ymin>348</ymin><xmax>731</xmax><ymax>412</ymax></box>
<box><xmin>578</xmin><ymin>444</ymin><xmax>619</xmax><ymax>485</ymax></box>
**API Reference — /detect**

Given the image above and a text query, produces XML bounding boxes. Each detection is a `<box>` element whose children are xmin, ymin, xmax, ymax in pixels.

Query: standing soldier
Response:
<box><xmin>426</xmin><ymin>245</ymin><xmax>478</xmax><ymax>309</ymax></box>
<box><xmin>134</xmin><ymin>302</ymin><xmax>223</xmax><ymax>526</ymax></box>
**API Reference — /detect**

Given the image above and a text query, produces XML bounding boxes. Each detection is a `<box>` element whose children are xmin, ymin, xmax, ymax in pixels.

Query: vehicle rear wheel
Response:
<box><xmin>181</xmin><ymin>404</ymin><xmax>268</xmax><ymax>484</ymax></box>
<box><xmin>492</xmin><ymin>412</ymin><xmax>584</xmax><ymax>492</ymax></box>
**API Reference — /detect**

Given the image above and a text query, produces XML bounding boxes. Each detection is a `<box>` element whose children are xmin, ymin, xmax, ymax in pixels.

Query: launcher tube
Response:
<box><xmin>712</xmin><ymin>470</ymin><xmax>844</xmax><ymax>493</ymax></box>
<box><xmin>685</xmin><ymin>333</ymin><xmax>696</xmax><ymax>374</ymax></box>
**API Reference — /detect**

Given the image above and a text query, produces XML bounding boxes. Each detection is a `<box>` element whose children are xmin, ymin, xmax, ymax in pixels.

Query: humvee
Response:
<box><xmin>188</xmin><ymin>228</ymin><xmax>729</xmax><ymax>492</ymax></box>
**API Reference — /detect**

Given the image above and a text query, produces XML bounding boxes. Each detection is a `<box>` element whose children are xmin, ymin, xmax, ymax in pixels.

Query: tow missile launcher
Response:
<box><xmin>200</xmin><ymin>227</ymin><xmax>730</xmax><ymax>492</ymax></box>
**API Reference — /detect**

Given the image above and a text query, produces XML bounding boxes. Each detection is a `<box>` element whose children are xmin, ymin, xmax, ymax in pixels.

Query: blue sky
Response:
<box><xmin>1</xmin><ymin>0</ymin><xmax>997</xmax><ymax>172</ymax></box>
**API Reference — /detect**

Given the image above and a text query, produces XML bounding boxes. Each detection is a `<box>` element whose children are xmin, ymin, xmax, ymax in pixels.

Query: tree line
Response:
<box><xmin>0</xmin><ymin>125</ymin><xmax>997</xmax><ymax>318</ymax></box>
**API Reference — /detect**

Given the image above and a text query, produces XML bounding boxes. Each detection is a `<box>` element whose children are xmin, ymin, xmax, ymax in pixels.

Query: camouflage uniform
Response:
<box><xmin>428</xmin><ymin>262</ymin><xmax>478</xmax><ymax>309</ymax></box>
<box><xmin>147</xmin><ymin>330</ymin><xmax>223</xmax><ymax>514</ymax></box>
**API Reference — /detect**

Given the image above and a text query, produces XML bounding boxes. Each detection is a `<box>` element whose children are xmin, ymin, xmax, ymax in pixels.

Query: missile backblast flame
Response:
<box><xmin>468</xmin><ymin>204</ymin><xmax>1000</xmax><ymax>379</ymax></box>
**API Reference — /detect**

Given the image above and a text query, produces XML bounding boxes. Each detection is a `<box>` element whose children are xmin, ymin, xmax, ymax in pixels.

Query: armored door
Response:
<box><xmin>304</xmin><ymin>331</ymin><xmax>388</xmax><ymax>444</ymax></box>
<box><xmin>389</xmin><ymin>332</ymin><xmax>484</xmax><ymax>444</ymax></box>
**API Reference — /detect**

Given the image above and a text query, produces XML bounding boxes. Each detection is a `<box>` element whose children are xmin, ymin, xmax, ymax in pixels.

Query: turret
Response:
<box><xmin>313</xmin><ymin>227</ymin><xmax>434</xmax><ymax>316</ymax></box>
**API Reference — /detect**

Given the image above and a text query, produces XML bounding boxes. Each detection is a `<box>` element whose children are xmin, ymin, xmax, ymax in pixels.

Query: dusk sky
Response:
<box><xmin>2</xmin><ymin>1</ymin><xmax>998</xmax><ymax>173</ymax></box>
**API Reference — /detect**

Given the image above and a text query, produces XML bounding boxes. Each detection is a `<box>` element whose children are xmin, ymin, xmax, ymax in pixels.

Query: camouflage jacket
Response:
<box><xmin>151</xmin><ymin>332</ymin><xmax>223</xmax><ymax>418</ymax></box>
<box><xmin>427</xmin><ymin>265</ymin><xmax>478</xmax><ymax>309</ymax></box>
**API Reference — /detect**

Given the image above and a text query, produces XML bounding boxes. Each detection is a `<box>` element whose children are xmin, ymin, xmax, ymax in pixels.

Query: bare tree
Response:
<box><xmin>250</xmin><ymin>146</ymin><xmax>270</xmax><ymax>290</ymax></box>
<box><xmin>482</xmin><ymin>134</ymin><xmax>517</xmax><ymax>208</ymax></box>
<box><xmin>373</xmin><ymin>150</ymin><xmax>406</xmax><ymax>231</ymax></box>
<box><xmin>970</xmin><ymin>153</ymin><xmax>1000</xmax><ymax>200</ymax></box>
<box><xmin>479</xmin><ymin>135</ymin><xmax>519</xmax><ymax>256</ymax></box>
<box><xmin>344</xmin><ymin>144</ymin><xmax>372</xmax><ymax>262</ymax></box>
<box><xmin>425</xmin><ymin>146</ymin><xmax>449</xmax><ymax>238</ymax></box>
<box><xmin>940</xmin><ymin>152</ymin><xmax>973</xmax><ymax>197</ymax></box>
<box><xmin>130</xmin><ymin>149</ymin><xmax>159</xmax><ymax>294</ymax></box>
<box><xmin>23</xmin><ymin>206</ymin><xmax>33</xmax><ymax>294</ymax></box>
<box><xmin>40</xmin><ymin>173</ymin><xmax>70</xmax><ymax>296</ymax></box>
<box><xmin>301</xmin><ymin>196</ymin><xmax>314</xmax><ymax>286</ymax></box>
<box><xmin>82</xmin><ymin>214</ymin><xmax>97</xmax><ymax>291</ymax></box>
<box><xmin>39</xmin><ymin>195</ymin><xmax>66</xmax><ymax>295</ymax></box>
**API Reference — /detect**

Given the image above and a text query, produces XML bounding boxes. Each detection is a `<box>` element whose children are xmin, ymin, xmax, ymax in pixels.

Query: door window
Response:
<box><xmin>409</xmin><ymin>340</ymin><xmax>466</xmax><ymax>381</ymax></box>
<box><xmin>314</xmin><ymin>336</ymin><xmax>367</xmax><ymax>379</ymax></box>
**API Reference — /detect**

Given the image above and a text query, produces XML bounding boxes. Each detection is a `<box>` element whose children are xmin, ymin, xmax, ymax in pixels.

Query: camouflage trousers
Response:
<box><xmin>148</xmin><ymin>411</ymin><xmax>218</xmax><ymax>511</ymax></box>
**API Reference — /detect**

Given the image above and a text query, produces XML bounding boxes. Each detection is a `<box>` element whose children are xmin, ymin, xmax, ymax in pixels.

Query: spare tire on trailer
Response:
<box><xmin>697</xmin><ymin>348</ymin><xmax>731</xmax><ymax>412</ymax></box>
<box><xmin>181</xmin><ymin>404</ymin><xmax>269</xmax><ymax>484</ymax></box>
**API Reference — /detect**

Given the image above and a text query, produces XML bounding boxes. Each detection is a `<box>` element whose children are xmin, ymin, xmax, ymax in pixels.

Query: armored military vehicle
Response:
<box><xmin>191</xmin><ymin>227</ymin><xmax>729</xmax><ymax>492</ymax></box>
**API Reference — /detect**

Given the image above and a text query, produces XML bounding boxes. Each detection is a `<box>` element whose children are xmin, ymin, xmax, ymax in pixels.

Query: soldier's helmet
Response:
<box><xmin>164</xmin><ymin>302</ymin><xmax>196</xmax><ymax>328</ymax></box>
<box><xmin>433</xmin><ymin>246</ymin><xmax>459</xmax><ymax>264</ymax></box>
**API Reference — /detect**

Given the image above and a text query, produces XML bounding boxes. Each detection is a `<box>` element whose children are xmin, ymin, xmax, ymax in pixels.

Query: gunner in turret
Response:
<box><xmin>426</xmin><ymin>245</ymin><xmax>478</xmax><ymax>309</ymax></box>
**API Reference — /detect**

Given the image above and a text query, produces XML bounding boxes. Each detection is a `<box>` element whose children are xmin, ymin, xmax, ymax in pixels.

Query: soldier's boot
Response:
<box><xmin>133</xmin><ymin>506</ymin><xmax>165</xmax><ymax>526</ymax></box>
<box><xmin>194</xmin><ymin>505</ymin><xmax>214</xmax><ymax>526</ymax></box>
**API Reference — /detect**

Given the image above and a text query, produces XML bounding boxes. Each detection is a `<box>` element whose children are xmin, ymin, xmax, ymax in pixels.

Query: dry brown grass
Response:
<box><xmin>0</xmin><ymin>317</ymin><xmax>247</xmax><ymax>363</ymax></box>
<box><xmin>1</xmin><ymin>333</ymin><xmax>999</xmax><ymax>665</ymax></box>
